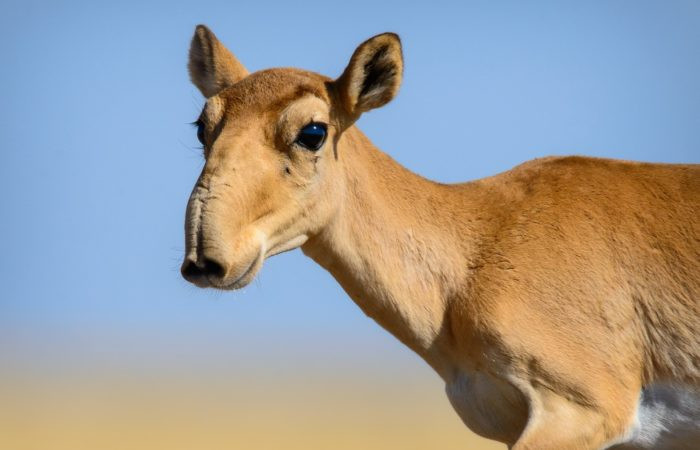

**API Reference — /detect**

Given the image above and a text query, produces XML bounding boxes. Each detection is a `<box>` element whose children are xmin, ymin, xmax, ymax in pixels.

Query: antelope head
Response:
<box><xmin>181</xmin><ymin>25</ymin><xmax>403</xmax><ymax>289</ymax></box>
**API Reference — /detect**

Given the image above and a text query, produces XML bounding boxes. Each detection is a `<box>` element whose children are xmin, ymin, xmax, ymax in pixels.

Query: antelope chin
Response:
<box><xmin>209</xmin><ymin>235</ymin><xmax>308</xmax><ymax>291</ymax></box>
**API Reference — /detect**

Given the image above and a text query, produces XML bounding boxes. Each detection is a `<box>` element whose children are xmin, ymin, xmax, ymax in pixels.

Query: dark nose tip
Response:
<box><xmin>201</xmin><ymin>257</ymin><xmax>225</xmax><ymax>278</ymax></box>
<box><xmin>181</xmin><ymin>256</ymin><xmax>226</xmax><ymax>282</ymax></box>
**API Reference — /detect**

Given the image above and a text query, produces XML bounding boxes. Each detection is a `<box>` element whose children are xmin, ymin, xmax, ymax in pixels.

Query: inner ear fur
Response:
<box><xmin>188</xmin><ymin>25</ymin><xmax>249</xmax><ymax>98</ymax></box>
<box><xmin>335</xmin><ymin>33</ymin><xmax>403</xmax><ymax>119</ymax></box>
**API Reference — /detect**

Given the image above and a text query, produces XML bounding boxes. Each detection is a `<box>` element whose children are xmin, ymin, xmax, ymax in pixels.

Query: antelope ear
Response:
<box><xmin>188</xmin><ymin>25</ymin><xmax>248</xmax><ymax>98</ymax></box>
<box><xmin>335</xmin><ymin>33</ymin><xmax>403</xmax><ymax>117</ymax></box>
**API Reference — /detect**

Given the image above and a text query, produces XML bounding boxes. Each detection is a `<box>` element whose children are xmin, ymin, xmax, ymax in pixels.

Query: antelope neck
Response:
<box><xmin>302</xmin><ymin>127</ymin><xmax>476</xmax><ymax>377</ymax></box>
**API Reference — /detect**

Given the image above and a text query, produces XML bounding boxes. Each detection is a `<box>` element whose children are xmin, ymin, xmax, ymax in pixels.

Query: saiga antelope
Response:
<box><xmin>180</xmin><ymin>26</ymin><xmax>699</xmax><ymax>449</ymax></box>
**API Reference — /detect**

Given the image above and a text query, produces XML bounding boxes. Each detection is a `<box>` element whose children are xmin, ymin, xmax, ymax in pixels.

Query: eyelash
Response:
<box><xmin>191</xmin><ymin>120</ymin><xmax>205</xmax><ymax>150</ymax></box>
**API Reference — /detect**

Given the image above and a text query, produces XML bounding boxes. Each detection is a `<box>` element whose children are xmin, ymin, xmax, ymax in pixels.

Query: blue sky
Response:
<box><xmin>1</xmin><ymin>0</ymin><xmax>698</xmax><ymax>382</ymax></box>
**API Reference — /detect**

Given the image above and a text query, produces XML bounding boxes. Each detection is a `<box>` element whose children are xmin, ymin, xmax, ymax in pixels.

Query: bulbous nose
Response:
<box><xmin>181</xmin><ymin>254</ymin><xmax>227</xmax><ymax>285</ymax></box>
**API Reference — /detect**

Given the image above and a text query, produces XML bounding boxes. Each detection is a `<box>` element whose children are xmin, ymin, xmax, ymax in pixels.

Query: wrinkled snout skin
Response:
<box><xmin>181</xmin><ymin>126</ymin><xmax>268</xmax><ymax>289</ymax></box>
<box><xmin>181</xmin><ymin>177</ymin><xmax>267</xmax><ymax>290</ymax></box>
<box><xmin>181</xmin><ymin>122</ymin><xmax>308</xmax><ymax>289</ymax></box>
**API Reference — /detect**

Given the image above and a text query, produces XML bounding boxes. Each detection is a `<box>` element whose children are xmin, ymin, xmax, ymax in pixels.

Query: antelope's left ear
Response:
<box><xmin>188</xmin><ymin>25</ymin><xmax>249</xmax><ymax>98</ymax></box>
<box><xmin>335</xmin><ymin>33</ymin><xmax>403</xmax><ymax>118</ymax></box>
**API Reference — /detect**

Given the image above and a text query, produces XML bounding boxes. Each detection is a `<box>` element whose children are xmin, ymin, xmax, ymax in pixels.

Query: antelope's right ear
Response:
<box><xmin>335</xmin><ymin>33</ymin><xmax>403</xmax><ymax>119</ymax></box>
<box><xmin>188</xmin><ymin>25</ymin><xmax>248</xmax><ymax>98</ymax></box>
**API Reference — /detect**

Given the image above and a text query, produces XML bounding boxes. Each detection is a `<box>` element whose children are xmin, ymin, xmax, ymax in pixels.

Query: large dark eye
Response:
<box><xmin>196</xmin><ymin>121</ymin><xmax>205</xmax><ymax>145</ymax></box>
<box><xmin>295</xmin><ymin>122</ymin><xmax>327</xmax><ymax>150</ymax></box>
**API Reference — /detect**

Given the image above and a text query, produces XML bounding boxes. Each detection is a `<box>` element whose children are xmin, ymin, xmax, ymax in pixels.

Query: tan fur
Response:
<box><xmin>181</xmin><ymin>26</ymin><xmax>699</xmax><ymax>449</ymax></box>
<box><xmin>335</xmin><ymin>32</ymin><xmax>403</xmax><ymax>120</ymax></box>
<box><xmin>188</xmin><ymin>25</ymin><xmax>248</xmax><ymax>97</ymax></box>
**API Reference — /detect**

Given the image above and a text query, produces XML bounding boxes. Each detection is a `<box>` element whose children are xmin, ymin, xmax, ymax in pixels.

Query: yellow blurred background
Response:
<box><xmin>1</xmin><ymin>365</ymin><xmax>503</xmax><ymax>450</ymax></box>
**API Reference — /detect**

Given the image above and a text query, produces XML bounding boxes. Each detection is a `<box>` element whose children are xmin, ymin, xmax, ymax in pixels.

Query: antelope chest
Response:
<box><xmin>445</xmin><ymin>373</ymin><xmax>700</xmax><ymax>449</ymax></box>
<box><xmin>445</xmin><ymin>370</ymin><xmax>527</xmax><ymax>444</ymax></box>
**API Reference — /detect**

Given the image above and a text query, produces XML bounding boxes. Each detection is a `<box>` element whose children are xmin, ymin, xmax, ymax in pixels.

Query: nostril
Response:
<box><xmin>202</xmin><ymin>257</ymin><xmax>225</xmax><ymax>278</ymax></box>
<box><xmin>181</xmin><ymin>260</ymin><xmax>202</xmax><ymax>280</ymax></box>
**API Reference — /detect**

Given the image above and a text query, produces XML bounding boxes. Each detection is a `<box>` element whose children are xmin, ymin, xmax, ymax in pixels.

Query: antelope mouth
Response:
<box><xmin>219</xmin><ymin>250</ymin><xmax>264</xmax><ymax>290</ymax></box>
<box><xmin>181</xmin><ymin>244</ymin><xmax>265</xmax><ymax>291</ymax></box>
<box><xmin>181</xmin><ymin>233</ymin><xmax>309</xmax><ymax>291</ymax></box>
